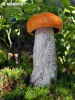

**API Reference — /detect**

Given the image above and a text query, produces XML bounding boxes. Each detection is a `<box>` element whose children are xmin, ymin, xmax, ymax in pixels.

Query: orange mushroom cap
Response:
<box><xmin>27</xmin><ymin>12</ymin><xmax>63</xmax><ymax>34</ymax></box>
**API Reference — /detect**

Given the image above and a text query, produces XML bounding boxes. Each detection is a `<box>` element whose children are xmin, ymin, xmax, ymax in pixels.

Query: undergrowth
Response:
<box><xmin>0</xmin><ymin>64</ymin><xmax>75</xmax><ymax>100</ymax></box>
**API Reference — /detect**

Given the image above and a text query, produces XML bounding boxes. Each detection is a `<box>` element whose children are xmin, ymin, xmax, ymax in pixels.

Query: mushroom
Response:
<box><xmin>27</xmin><ymin>12</ymin><xmax>62</xmax><ymax>87</ymax></box>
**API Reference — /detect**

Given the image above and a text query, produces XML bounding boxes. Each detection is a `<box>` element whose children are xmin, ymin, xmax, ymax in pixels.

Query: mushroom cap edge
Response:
<box><xmin>27</xmin><ymin>12</ymin><xmax>63</xmax><ymax>34</ymax></box>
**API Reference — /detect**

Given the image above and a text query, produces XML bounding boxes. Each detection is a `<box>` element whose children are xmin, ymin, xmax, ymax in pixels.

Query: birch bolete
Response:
<box><xmin>27</xmin><ymin>12</ymin><xmax>62</xmax><ymax>87</ymax></box>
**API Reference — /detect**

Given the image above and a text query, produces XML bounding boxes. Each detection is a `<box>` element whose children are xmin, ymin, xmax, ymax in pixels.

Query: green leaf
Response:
<box><xmin>27</xmin><ymin>0</ymin><xmax>34</xmax><ymax>3</ymax></box>
<box><xmin>0</xmin><ymin>18</ymin><xmax>6</xmax><ymax>24</ymax></box>
<box><xmin>34</xmin><ymin>0</ymin><xmax>43</xmax><ymax>3</ymax></box>
<box><xmin>43</xmin><ymin>0</ymin><xmax>51</xmax><ymax>5</ymax></box>
<box><xmin>24</xmin><ymin>3</ymin><xmax>37</xmax><ymax>9</ymax></box>
<box><xmin>60</xmin><ymin>0</ymin><xmax>70</xmax><ymax>8</ymax></box>
<box><xmin>0</xmin><ymin>24</ymin><xmax>4</xmax><ymax>30</ymax></box>
<box><xmin>0</xmin><ymin>7</ymin><xmax>5</xmax><ymax>14</ymax></box>
<box><xmin>5</xmin><ymin>6</ymin><xmax>19</xmax><ymax>16</ymax></box>
<box><xmin>44</xmin><ymin>0</ymin><xmax>64</xmax><ymax>9</ymax></box>
<box><xmin>0</xmin><ymin>24</ymin><xmax>6</xmax><ymax>30</ymax></box>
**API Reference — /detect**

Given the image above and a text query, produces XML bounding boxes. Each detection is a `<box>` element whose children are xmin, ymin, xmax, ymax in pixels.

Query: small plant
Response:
<box><xmin>0</xmin><ymin>67</ymin><xmax>27</xmax><ymax>97</ymax></box>
<box><xmin>25</xmin><ymin>86</ymin><xmax>49</xmax><ymax>100</ymax></box>
<box><xmin>3</xmin><ymin>85</ymin><xmax>26</xmax><ymax>100</ymax></box>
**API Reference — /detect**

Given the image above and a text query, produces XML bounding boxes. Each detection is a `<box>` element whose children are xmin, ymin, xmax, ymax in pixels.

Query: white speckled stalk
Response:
<box><xmin>31</xmin><ymin>27</ymin><xmax>57</xmax><ymax>87</ymax></box>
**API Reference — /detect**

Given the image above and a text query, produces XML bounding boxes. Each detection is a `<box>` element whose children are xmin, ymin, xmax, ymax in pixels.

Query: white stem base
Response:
<box><xmin>31</xmin><ymin>28</ymin><xmax>57</xmax><ymax>87</ymax></box>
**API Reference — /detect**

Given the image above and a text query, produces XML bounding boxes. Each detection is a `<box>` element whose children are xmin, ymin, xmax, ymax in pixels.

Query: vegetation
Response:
<box><xmin>0</xmin><ymin>67</ymin><xmax>75</xmax><ymax>100</ymax></box>
<box><xmin>0</xmin><ymin>0</ymin><xmax>75</xmax><ymax>100</ymax></box>
<box><xmin>0</xmin><ymin>67</ymin><xmax>26</xmax><ymax>95</ymax></box>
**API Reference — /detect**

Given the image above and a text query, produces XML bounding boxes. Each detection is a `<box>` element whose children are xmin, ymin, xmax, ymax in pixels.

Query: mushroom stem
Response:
<box><xmin>30</xmin><ymin>27</ymin><xmax>57</xmax><ymax>87</ymax></box>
